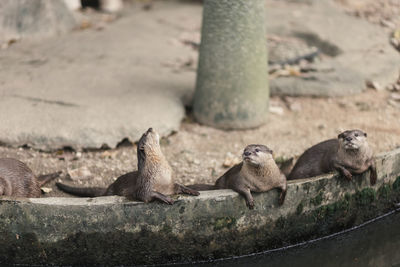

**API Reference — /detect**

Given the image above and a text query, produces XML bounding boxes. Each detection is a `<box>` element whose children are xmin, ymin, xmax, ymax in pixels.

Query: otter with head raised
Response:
<box><xmin>57</xmin><ymin>128</ymin><xmax>199</xmax><ymax>204</ymax></box>
<box><xmin>0</xmin><ymin>158</ymin><xmax>60</xmax><ymax>197</ymax></box>
<box><xmin>288</xmin><ymin>129</ymin><xmax>376</xmax><ymax>185</ymax></box>
<box><xmin>190</xmin><ymin>144</ymin><xmax>287</xmax><ymax>209</ymax></box>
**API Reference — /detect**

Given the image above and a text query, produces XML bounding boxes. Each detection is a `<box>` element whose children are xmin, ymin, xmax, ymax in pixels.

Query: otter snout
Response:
<box><xmin>242</xmin><ymin>150</ymin><xmax>256</xmax><ymax>162</ymax></box>
<box><xmin>243</xmin><ymin>149</ymin><xmax>257</xmax><ymax>161</ymax></box>
<box><xmin>345</xmin><ymin>136</ymin><xmax>353</xmax><ymax>142</ymax></box>
<box><xmin>344</xmin><ymin>136</ymin><xmax>355</xmax><ymax>147</ymax></box>
<box><xmin>338</xmin><ymin>129</ymin><xmax>368</xmax><ymax>150</ymax></box>
<box><xmin>242</xmin><ymin>144</ymin><xmax>273</xmax><ymax>165</ymax></box>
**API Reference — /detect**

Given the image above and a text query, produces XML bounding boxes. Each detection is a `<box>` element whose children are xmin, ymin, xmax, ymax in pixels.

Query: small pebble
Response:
<box><xmin>68</xmin><ymin>166</ymin><xmax>93</xmax><ymax>180</ymax></box>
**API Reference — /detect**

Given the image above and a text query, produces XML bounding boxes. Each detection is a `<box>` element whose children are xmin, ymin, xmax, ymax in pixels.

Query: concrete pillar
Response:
<box><xmin>193</xmin><ymin>0</ymin><xmax>269</xmax><ymax>130</ymax></box>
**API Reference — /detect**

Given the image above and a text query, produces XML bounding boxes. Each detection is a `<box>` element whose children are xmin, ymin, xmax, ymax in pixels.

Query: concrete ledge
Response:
<box><xmin>1</xmin><ymin>149</ymin><xmax>400</xmax><ymax>265</ymax></box>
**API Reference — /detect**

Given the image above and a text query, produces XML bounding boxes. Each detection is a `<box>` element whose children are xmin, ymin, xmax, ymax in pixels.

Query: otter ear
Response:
<box><xmin>364</xmin><ymin>132</ymin><xmax>367</xmax><ymax>137</ymax></box>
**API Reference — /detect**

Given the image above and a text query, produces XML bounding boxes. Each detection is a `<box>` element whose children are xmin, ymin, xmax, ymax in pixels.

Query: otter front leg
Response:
<box><xmin>235</xmin><ymin>187</ymin><xmax>255</xmax><ymax>209</ymax></box>
<box><xmin>278</xmin><ymin>189</ymin><xmax>287</xmax><ymax>206</ymax></box>
<box><xmin>148</xmin><ymin>191</ymin><xmax>175</xmax><ymax>205</ymax></box>
<box><xmin>174</xmin><ymin>183</ymin><xmax>200</xmax><ymax>196</ymax></box>
<box><xmin>333</xmin><ymin>162</ymin><xmax>352</xmax><ymax>181</ymax></box>
<box><xmin>278</xmin><ymin>177</ymin><xmax>287</xmax><ymax>206</ymax></box>
<box><xmin>368</xmin><ymin>160</ymin><xmax>377</xmax><ymax>185</ymax></box>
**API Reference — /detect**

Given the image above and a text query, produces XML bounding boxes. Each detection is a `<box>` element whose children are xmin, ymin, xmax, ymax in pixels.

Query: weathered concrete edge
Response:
<box><xmin>0</xmin><ymin>148</ymin><xmax>400</xmax><ymax>265</ymax></box>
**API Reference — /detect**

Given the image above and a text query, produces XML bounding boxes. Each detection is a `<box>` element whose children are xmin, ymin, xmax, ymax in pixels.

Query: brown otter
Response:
<box><xmin>190</xmin><ymin>144</ymin><xmax>287</xmax><ymax>209</ymax></box>
<box><xmin>56</xmin><ymin>128</ymin><xmax>199</xmax><ymax>204</ymax></box>
<box><xmin>288</xmin><ymin>129</ymin><xmax>377</xmax><ymax>185</ymax></box>
<box><xmin>0</xmin><ymin>158</ymin><xmax>61</xmax><ymax>197</ymax></box>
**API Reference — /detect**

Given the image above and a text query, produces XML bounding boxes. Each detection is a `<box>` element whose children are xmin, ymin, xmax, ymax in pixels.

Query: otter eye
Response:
<box><xmin>255</xmin><ymin>148</ymin><xmax>260</xmax><ymax>153</ymax></box>
<box><xmin>355</xmin><ymin>133</ymin><xmax>359</xmax><ymax>137</ymax></box>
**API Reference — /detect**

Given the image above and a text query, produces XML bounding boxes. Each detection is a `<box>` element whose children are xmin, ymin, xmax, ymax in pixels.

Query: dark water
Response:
<box><xmin>180</xmin><ymin>208</ymin><xmax>400</xmax><ymax>267</ymax></box>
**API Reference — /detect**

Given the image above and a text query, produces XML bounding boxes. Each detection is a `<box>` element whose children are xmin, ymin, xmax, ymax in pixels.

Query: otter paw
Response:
<box><xmin>175</xmin><ymin>183</ymin><xmax>200</xmax><ymax>196</ymax></box>
<box><xmin>165</xmin><ymin>198</ymin><xmax>175</xmax><ymax>205</ymax></box>
<box><xmin>343</xmin><ymin>170</ymin><xmax>352</xmax><ymax>180</ymax></box>
<box><xmin>246</xmin><ymin>200</ymin><xmax>255</xmax><ymax>210</ymax></box>
<box><xmin>188</xmin><ymin>189</ymin><xmax>200</xmax><ymax>196</ymax></box>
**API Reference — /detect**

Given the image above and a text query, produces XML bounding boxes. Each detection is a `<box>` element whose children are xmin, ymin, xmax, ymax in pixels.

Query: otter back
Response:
<box><xmin>288</xmin><ymin>139</ymin><xmax>338</xmax><ymax>180</ymax></box>
<box><xmin>0</xmin><ymin>158</ymin><xmax>41</xmax><ymax>197</ymax></box>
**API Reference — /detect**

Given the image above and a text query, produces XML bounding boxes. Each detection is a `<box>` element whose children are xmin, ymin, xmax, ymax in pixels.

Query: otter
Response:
<box><xmin>57</xmin><ymin>128</ymin><xmax>199</xmax><ymax>204</ymax></box>
<box><xmin>288</xmin><ymin>129</ymin><xmax>377</xmax><ymax>185</ymax></box>
<box><xmin>190</xmin><ymin>144</ymin><xmax>287</xmax><ymax>209</ymax></box>
<box><xmin>0</xmin><ymin>158</ymin><xmax>61</xmax><ymax>197</ymax></box>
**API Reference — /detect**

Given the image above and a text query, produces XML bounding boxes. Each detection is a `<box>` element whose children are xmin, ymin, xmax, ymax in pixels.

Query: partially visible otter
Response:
<box><xmin>190</xmin><ymin>144</ymin><xmax>287</xmax><ymax>209</ymax></box>
<box><xmin>288</xmin><ymin>129</ymin><xmax>377</xmax><ymax>185</ymax></box>
<box><xmin>0</xmin><ymin>158</ymin><xmax>61</xmax><ymax>197</ymax></box>
<box><xmin>57</xmin><ymin>128</ymin><xmax>199</xmax><ymax>204</ymax></box>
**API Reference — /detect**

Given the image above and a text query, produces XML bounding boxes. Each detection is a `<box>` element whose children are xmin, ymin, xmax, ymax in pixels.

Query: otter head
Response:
<box><xmin>338</xmin><ymin>129</ymin><xmax>367</xmax><ymax>151</ymax></box>
<box><xmin>242</xmin><ymin>144</ymin><xmax>273</xmax><ymax>166</ymax></box>
<box><xmin>137</xmin><ymin>127</ymin><xmax>161</xmax><ymax>166</ymax></box>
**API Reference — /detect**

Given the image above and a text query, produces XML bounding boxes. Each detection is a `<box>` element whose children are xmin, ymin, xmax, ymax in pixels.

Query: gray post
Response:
<box><xmin>193</xmin><ymin>0</ymin><xmax>269</xmax><ymax>130</ymax></box>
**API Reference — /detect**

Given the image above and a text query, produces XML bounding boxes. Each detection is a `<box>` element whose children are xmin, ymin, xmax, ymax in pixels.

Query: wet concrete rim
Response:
<box><xmin>0</xmin><ymin>149</ymin><xmax>396</xmax><ymax>206</ymax></box>
<box><xmin>1</xmin><ymin>174</ymin><xmax>333</xmax><ymax>206</ymax></box>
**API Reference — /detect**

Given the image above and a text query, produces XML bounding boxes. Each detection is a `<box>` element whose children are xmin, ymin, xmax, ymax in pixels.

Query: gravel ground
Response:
<box><xmin>335</xmin><ymin>0</ymin><xmax>400</xmax><ymax>30</ymax></box>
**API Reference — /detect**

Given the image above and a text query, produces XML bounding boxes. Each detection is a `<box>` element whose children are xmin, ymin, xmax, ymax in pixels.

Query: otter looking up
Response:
<box><xmin>57</xmin><ymin>128</ymin><xmax>199</xmax><ymax>204</ymax></box>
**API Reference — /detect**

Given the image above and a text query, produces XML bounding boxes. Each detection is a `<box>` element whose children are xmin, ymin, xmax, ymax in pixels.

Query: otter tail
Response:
<box><xmin>56</xmin><ymin>182</ymin><xmax>106</xmax><ymax>197</ymax></box>
<box><xmin>37</xmin><ymin>171</ymin><xmax>62</xmax><ymax>187</ymax></box>
<box><xmin>187</xmin><ymin>184</ymin><xmax>217</xmax><ymax>191</ymax></box>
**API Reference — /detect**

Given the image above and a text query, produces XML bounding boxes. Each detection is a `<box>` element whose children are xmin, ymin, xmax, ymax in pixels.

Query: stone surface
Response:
<box><xmin>0</xmin><ymin>0</ymin><xmax>76</xmax><ymax>42</ymax></box>
<box><xmin>63</xmin><ymin>0</ymin><xmax>81</xmax><ymax>11</ymax></box>
<box><xmin>266</xmin><ymin>0</ymin><xmax>400</xmax><ymax>96</ymax></box>
<box><xmin>100</xmin><ymin>0</ymin><xmax>123</xmax><ymax>13</ymax></box>
<box><xmin>0</xmin><ymin>2</ymin><xmax>196</xmax><ymax>149</ymax></box>
<box><xmin>0</xmin><ymin>0</ymin><xmax>399</xmax><ymax>148</ymax></box>
<box><xmin>194</xmin><ymin>0</ymin><xmax>269</xmax><ymax>129</ymax></box>
<box><xmin>0</xmin><ymin>148</ymin><xmax>399</xmax><ymax>265</ymax></box>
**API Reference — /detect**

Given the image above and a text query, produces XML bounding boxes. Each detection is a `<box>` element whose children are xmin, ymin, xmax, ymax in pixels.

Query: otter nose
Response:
<box><xmin>345</xmin><ymin>136</ymin><xmax>353</xmax><ymax>141</ymax></box>
<box><xmin>244</xmin><ymin>151</ymin><xmax>251</xmax><ymax>157</ymax></box>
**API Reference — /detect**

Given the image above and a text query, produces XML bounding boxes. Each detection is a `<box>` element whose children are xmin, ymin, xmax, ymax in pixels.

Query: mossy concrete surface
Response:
<box><xmin>1</xmin><ymin>149</ymin><xmax>400</xmax><ymax>265</ymax></box>
<box><xmin>194</xmin><ymin>0</ymin><xmax>269</xmax><ymax>129</ymax></box>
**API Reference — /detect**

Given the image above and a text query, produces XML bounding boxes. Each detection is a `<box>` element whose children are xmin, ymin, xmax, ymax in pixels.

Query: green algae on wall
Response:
<box><xmin>310</xmin><ymin>191</ymin><xmax>324</xmax><ymax>206</ymax></box>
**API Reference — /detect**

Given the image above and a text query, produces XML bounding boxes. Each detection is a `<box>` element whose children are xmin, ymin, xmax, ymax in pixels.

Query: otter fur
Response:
<box><xmin>57</xmin><ymin>128</ymin><xmax>199</xmax><ymax>204</ymax></box>
<box><xmin>0</xmin><ymin>158</ymin><xmax>61</xmax><ymax>197</ymax></box>
<box><xmin>288</xmin><ymin>129</ymin><xmax>376</xmax><ymax>185</ymax></box>
<box><xmin>190</xmin><ymin>144</ymin><xmax>287</xmax><ymax>209</ymax></box>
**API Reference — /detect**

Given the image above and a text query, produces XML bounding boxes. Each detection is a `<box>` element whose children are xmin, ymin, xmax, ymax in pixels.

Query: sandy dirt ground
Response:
<box><xmin>0</xmin><ymin>0</ymin><xmax>399</xmax><ymax>197</ymax></box>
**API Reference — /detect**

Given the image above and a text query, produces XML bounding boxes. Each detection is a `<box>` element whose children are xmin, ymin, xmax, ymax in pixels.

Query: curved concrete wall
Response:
<box><xmin>0</xmin><ymin>149</ymin><xmax>400</xmax><ymax>265</ymax></box>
